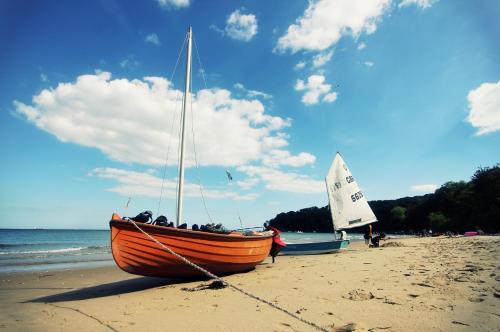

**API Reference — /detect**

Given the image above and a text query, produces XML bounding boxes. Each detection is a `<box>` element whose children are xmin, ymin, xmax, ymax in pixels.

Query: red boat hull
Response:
<box><xmin>110</xmin><ymin>220</ymin><xmax>273</xmax><ymax>278</ymax></box>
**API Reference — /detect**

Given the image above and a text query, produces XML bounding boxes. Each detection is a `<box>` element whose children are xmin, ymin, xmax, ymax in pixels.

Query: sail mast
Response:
<box><xmin>176</xmin><ymin>26</ymin><xmax>192</xmax><ymax>227</ymax></box>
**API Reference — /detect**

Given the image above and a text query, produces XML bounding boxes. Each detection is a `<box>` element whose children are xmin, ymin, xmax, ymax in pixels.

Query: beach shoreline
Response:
<box><xmin>1</xmin><ymin>236</ymin><xmax>498</xmax><ymax>331</ymax></box>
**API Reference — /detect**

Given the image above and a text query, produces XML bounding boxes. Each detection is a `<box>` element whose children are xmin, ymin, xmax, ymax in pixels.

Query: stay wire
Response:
<box><xmin>157</xmin><ymin>34</ymin><xmax>188</xmax><ymax>217</ymax></box>
<box><xmin>189</xmin><ymin>58</ymin><xmax>214</xmax><ymax>224</ymax></box>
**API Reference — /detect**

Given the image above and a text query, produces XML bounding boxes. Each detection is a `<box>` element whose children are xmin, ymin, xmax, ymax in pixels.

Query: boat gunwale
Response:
<box><xmin>110</xmin><ymin>220</ymin><xmax>274</xmax><ymax>241</ymax></box>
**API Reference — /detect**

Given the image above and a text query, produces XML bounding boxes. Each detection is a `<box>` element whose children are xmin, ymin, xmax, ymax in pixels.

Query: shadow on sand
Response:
<box><xmin>25</xmin><ymin>276</ymin><xmax>197</xmax><ymax>303</ymax></box>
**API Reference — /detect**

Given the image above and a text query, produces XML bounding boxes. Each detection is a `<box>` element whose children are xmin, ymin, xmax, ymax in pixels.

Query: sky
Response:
<box><xmin>0</xmin><ymin>0</ymin><xmax>499</xmax><ymax>229</ymax></box>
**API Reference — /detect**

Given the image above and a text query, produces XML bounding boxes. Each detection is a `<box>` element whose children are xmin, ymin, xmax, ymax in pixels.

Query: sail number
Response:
<box><xmin>351</xmin><ymin>191</ymin><xmax>364</xmax><ymax>202</ymax></box>
<box><xmin>346</xmin><ymin>176</ymin><xmax>355</xmax><ymax>183</ymax></box>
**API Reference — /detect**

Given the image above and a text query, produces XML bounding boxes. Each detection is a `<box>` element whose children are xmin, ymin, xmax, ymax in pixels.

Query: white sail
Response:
<box><xmin>325</xmin><ymin>153</ymin><xmax>377</xmax><ymax>230</ymax></box>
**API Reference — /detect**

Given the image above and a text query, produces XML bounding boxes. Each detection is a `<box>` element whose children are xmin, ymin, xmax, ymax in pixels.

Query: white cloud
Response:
<box><xmin>275</xmin><ymin>0</ymin><xmax>390</xmax><ymax>53</ymax></box>
<box><xmin>90</xmin><ymin>167</ymin><xmax>257</xmax><ymax>200</ymax></box>
<box><xmin>234</xmin><ymin>82</ymin><xmax>272</xmax><ymax>100</ymax></box>
<box><xmin>120</xmin><ymin>55</ymin><xmax>140</xmax><ymax>69</ymax></box>
<box><xmin>14</xmin><ymin>72</ymin><xmax>316</xmax><ymax>171</ymax></box>
<box><xmin>225</xmin><ymin>9</ymin><xmax>258</xmax><ymax>42</ymax></box>
<box><xmin>357</xmin><ymin>42</ymin><xmax>366</xmax><ymax>50</ymax></box>
<box><xmin>312</xmin><ymin>51</ymin><xmax>333</xmax><ymax>68</ymax></box>
<box><xmin>237</xmin><ymin>166</ymin><xmax>324</xmax><ymax>193</ymax></box>
<box><xmin>411</xmin><ymin>184</ymin><xmax>438</xmax><ymax>193</ymax></box>
<box><xmin>364</xmin><ymin>61</ymin><xmax>374</xmax><ymax>67</ymax></box>
<box><xmin>295</xmin><ymin>74</ymin><xmax>337</xmax><ymax>105</ymax></box>
<box><xmin>323</xmin><ymin>92</ymin><xmax>338</xmax><ymax>103</ymax></box>
<box><xmin>145</xmin><ymin>33</ymin><xmax>161</xmax><ymax>46</ymax></box>
<box><xmin>156</xmin><ymin>0</ymin><xmax>190</xmax><ymax>9</ymax></box>
<box><xmin>262</xmin><ymin>150</ymin><xmax>316</xmax><ymax>168</ymax></box>
<box><xmin>294</xmin><ymin>61</ymin><xmax>306</xmax><ymax>70</ymax></box>
<box><xmin>236</xmin><ymin>177</ymin><xmax>260</xmax><ymax>190</ymax></box>
<box><xmin>40</xmin><ymin>73</ymin><xmax>48</xmax><ymax>82</ymax></box>
<box><xmin>399</xmin><ymin>0</ymin><xmax>438</xmax><ymax>9</ymax></box>
<box><xmin>466</xmin><ymin>80</ymin><xmax>500</xmax><ymax>135</ymax></box>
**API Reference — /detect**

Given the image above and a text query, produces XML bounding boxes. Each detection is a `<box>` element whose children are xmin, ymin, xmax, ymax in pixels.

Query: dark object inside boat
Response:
<box><xmin>200</xmin><ymin>223</ymin><xmax>231</xmax><ymax>234</ymax></box>
<box><xmin>153</xmin><ymin>215</ymin><xmax>168</xmax><ymax>226</ymax></box>
<box><xmin>128</xmin><ymin>212</ymin><xmax>229</xmax><ymax>234</ymax></box>
<box><xmin>131</xmin><ymin>211</ymin><xmax>153</xmax><ymax>223</ymax></box>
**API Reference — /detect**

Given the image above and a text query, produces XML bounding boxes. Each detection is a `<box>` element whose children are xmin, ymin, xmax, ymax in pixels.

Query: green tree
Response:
<box><xmin>428</xmin><ymin>211</ymin><xmax>449</xmax><ymax>231</ymax></box>
<box><xmin>391</xmin><ymin>205</ymin><xmax>407</xmax><ymax>222</ymax></box>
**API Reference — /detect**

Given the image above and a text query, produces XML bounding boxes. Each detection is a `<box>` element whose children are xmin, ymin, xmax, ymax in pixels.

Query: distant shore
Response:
<box><xmin>1</xmin><ymin>236</ymin><xmax>498</xmax><ymax>331</ymax></box>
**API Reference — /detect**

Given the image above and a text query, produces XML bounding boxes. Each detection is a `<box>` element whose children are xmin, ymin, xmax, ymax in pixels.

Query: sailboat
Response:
<box><xmin>109</xmin><ymin>27</ymin><xmax>276</xmax><ymax>278</ymax></box>
<box><xmin>280</xmin><ymin>152</ymin><xmax>377</xmax><ymax>255</ymax></box>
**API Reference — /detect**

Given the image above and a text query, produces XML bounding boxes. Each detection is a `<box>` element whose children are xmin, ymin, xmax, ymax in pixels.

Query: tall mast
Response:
<box><xmin>176</xmin><ymin>26</ymin><xmax>192</xmax><ymax>226</ymax></box>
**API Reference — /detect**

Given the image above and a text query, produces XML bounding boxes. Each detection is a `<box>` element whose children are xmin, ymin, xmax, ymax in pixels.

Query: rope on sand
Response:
<box><xmin>127</xmin><ymin>219</ymin><xmax>329</xmax><ymax>332</ymax></box>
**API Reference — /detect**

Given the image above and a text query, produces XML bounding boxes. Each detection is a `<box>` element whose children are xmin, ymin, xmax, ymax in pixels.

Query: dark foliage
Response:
<box><xmin>267</xmin><ymin>164</ymin><xmax>500</xmax><ymax>234</ymax></box>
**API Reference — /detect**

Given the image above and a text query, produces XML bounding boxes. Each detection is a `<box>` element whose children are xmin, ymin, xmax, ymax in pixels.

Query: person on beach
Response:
<box><xmin>370</xmin><ymin>232</ymin><xmax>386</xmax><ymax>248</ymax></box>
<box><xmin>364</xmin><ymin>224</ymin><xmax>373</xmax><ymax>245</ymax></box>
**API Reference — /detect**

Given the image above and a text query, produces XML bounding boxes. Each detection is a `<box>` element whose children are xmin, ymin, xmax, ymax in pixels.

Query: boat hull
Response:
<box><xmin>279</xmin><ymin>239</ymin><xmax>349</xmax><ymax>255</ymax></box>
<box><xmin>110</xmin><ymin>220</ymin><xmax>273</xmax><ymax>278</ymax></box>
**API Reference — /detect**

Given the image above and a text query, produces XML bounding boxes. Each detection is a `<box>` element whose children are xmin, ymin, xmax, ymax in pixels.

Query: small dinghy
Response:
<box><xmin>280</xmin><ymin>152</ymin><xmax>377</xmax><ymax>255</ymax></box>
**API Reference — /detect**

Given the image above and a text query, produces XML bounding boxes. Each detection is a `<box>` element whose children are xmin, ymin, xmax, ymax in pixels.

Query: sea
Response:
<box><xmin>0</xmin><ymin>229</ymin><xmax>403</xmax><ymax>273</ymax></box>
<box><xmin>0</xmin><ymin>229</ymin><xmax>112</xmax><ymax>273</ymax></box>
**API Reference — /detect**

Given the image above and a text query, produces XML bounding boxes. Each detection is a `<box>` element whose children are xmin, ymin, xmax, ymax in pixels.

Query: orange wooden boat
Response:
<box><xmin>110</xmin><ymin>215</ymin><xmax>274</xmax><ymax>278</ymax></box>
<box><xmin>109</xmin><ymin>27</ymin><xmax>278</xmax><ymax>278</ymax></box>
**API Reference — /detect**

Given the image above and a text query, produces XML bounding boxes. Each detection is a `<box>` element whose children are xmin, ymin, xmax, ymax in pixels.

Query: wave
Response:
<box><xmin>0</xmin><ymin>245</ymin><xmax>110</xmax><ymax>255</ymax></box>
<box><xmin>0</xmin><ymin>242</ymin><xmax>73</xmax><ymax>248</ymax></box>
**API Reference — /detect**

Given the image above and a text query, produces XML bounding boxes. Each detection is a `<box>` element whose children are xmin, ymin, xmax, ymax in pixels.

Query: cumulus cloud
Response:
<box><xmin>120</xmin><ymin>55</ymin><xmax>140</xmax><ymax>69</ymax></box>
<box><xmin>262</xmin><ymin>150</ymin><xmax>316</xmax><ymax>168</ymax></box>
<box><xmin>234</xmin><ymin>82</ymin><xmax>272</xmax><ymax>100</ymax></box>
<box><xmin>357</xmin><ymin>42</ymin><xmax>366</xmax><ymax>50</ymax></box>
<box><xmin>237</xmin><ymin>166</ymin><xmax>324</xmax><ymax>193</ymax></box>
<box><xmin>90</xmin><ymin>167</ymin><xmax>257</xmax><ymax>200</ymax></box>
<box><xmin>323</xmin><ymin>92</ymin><xmax>338</xmax><ymax>103</ymax></box>
<box><xmin>411</xmin><ymin>184</ymin><xmax>438</xmax><ymax>193</ymax></box>
<box><xmin>294</xmin><ymin>61</ymin><xmax>306</xmax><ymax>70</ymax></box>
<box><xmin>312</xmin><ymin>51</ymin><xmax>334</xmax><ymax>68</ymax></box>
<box><xmin>295</xmin><ymin>74</ymin><xmax>338</xmax><ymax>105</ymax></box>
<box><xmin>275</xmin><ymin>0</ymin><xmax>390</xmax><ymax>53</ymax></box>
<box><xmin>156</xmin><ymin>0</ymin><xmax>190</xmax><ymax>9</ymax></box>
<box><xmin>225</xmin><ymin>9</ymin><xmax>258</xmax><ymax>41</ymax></box>
<box><xmin>466</xmin><ymin>80</ymin><xmax>500</xmax><ymax>135</ymax></box>
<box><xmin>236</xmin><ymin>177</ymin><xmax>260</xmax><ymax>190</ymax></box>
<box><xmin>14</xmin><ymin>72</ymin><xmax>308</xmax><ymax>168</ymax></box>
<box><xmin>399</xmin><ymin>0</ymin><xmax>438</xmax><ymax>9</ymax></box>
<box><xmin>145</xmin><ymin>33</ymin><xmax>161</xmax><ymax>46</ymax></box>
<box><xmin>364</xmin><ymin>61</ymin><xmax>374</xmax><ymax>67</ymax></box>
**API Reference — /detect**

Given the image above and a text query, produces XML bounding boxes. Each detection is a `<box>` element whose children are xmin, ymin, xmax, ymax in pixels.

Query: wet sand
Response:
<box><xmin>1</xmin><ymin>236</ymin><xmax>498</xmax><ymax>332</ymax></box>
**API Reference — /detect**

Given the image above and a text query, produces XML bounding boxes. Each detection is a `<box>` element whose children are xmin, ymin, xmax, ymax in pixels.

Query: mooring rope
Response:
<box><xmin>126</xmin><ymin>219</ymin><xmax>329</xmax><ymax>332</ymax></box>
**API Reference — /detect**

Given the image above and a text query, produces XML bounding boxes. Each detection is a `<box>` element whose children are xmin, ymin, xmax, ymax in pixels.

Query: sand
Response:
<box><xmin>1</xmin><ymin>236</ymin><xmax>498</xmax><ymax>332</ymax></box>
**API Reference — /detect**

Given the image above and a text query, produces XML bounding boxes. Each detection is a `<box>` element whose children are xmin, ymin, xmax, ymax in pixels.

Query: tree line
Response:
<box><xmin>267</xmin><ymin>163</ymin><xmax>499</xmax><ymax>234</ymax></box>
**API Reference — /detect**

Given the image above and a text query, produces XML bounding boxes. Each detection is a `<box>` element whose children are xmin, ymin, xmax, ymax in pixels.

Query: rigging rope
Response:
<box><xmin>126</xmin><ymin>219</ymin><xmax>329</xmax><ymax>332</ymax></box>
<box><xmin>189</xmin><ymin>78</ymin><xmax>214</xmax><ymax>224</ymax></box>
<box><xmin>157</xmin><ymin>34</ymin><xmax>188</xmax><ymax>217</ymax></box>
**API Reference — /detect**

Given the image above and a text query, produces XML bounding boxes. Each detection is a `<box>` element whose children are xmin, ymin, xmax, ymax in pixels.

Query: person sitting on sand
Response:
<box><xmin>364</xmin><ymin>224</ymin><xmax>372</xmax><ymax>245</ymax></box>
<box><xmin>369</xmin><ymin>232</ymin><xmax>386</xmax><ymax>248</ymax></box>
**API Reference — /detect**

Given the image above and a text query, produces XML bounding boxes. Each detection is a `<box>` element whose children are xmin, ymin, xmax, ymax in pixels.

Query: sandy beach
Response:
<box><xmin>1</xmin><ymin>236</ymin><xmax>498</xmax><ymax>332</ymax></box>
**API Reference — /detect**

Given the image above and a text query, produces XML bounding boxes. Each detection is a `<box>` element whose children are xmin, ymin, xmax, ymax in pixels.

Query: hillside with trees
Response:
<box><xmin>267</xmin><ymin>164</ymin><xmax>500</xmax><ymax>234</ymax></box>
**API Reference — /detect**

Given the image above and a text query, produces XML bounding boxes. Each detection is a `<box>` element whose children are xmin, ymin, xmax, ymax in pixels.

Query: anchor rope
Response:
<box><xmin>126</xmin><ymin>219</ymin><xmax>329</xmax><ymax>332</ymax></box>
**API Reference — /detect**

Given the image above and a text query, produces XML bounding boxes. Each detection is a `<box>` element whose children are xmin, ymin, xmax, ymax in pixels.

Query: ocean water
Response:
<box><xmin>0</xmin><ymin>229</ymin><xmax>112</xmax><ymax>273</ymax></box>
<box><xmin>0</xmin><ymin>229</ymin><xmax>407</xmax><ymax>273</ymax></box>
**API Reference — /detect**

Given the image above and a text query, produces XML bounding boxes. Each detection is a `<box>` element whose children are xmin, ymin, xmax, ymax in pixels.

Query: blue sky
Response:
<box><xmin>1</xmin><ymin>0</ymin><xmax>499</xmax><ymax>229</ymax></box>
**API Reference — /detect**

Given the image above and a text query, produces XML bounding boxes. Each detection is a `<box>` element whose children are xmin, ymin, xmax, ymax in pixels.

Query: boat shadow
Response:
<box><xmin>26</xmin><ymin>276</ymin><xmax>201</xmax><ymax>303</ymax></box>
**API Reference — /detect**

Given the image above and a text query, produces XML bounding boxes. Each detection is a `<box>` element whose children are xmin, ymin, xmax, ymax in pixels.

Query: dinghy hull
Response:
<box><xmin>279</xmin><ymin>240</ymin><xmax>349</xmax><ymax>255</ymax></box>
<box><xmin>110</xmin><ymin>220</ymin><xmax>273</xmax><ymax>278</ymax></box>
